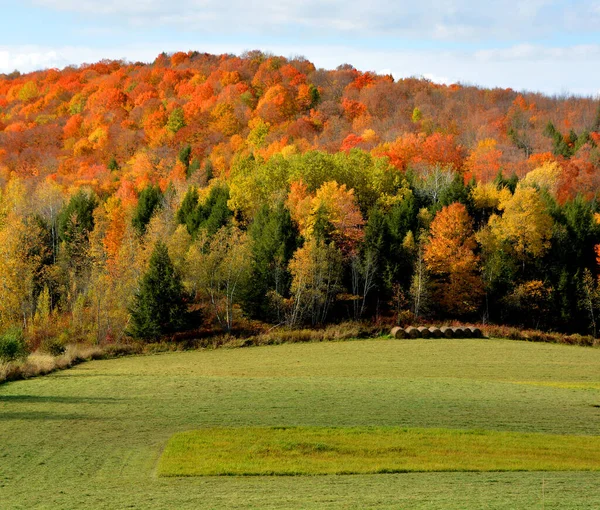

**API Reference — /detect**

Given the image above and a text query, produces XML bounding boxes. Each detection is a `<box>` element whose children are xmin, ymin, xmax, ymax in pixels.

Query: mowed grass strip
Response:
<box><xmin>157</xmin><ymin>427</ymin><xmax>600</xmax><ymax>476</ymax></box>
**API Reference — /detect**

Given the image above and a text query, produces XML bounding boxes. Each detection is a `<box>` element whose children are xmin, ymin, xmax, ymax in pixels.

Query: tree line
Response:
<box><xmin>1</xmin><ymin>149</ymin><xmax>599</xmax><ymax>348</ymax></box>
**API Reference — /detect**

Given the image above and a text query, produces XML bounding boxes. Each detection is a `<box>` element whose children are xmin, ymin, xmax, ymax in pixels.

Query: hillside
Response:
<box><xmin>1</xmin><ymin>51</ymin><xmax>599</xmax><ymax>194</ymax></box>
<box><xmin>1</xmin><ymin>51</ymin><xmax>600</xmax><ymax>347</ymax></box>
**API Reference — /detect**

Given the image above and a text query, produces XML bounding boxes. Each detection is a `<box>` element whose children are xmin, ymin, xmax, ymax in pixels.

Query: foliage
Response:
<box><xmin>186</xmin><ymin>226</ymin><xmax>251</xmax><ymax>332</ymax></box>
<box><xmin>288</xmin><ymin>239</ymin><xmax>343</xmax><ymax>326</ymax></box>
<box><xmin>424</xmin><ymin>203</ymin><xmax>483</xmax><ymax>316</ymax></box>
<box><xmin>0</xmin><ymin>328</ymin><xmax>27</xmax><ymax>362</ymax></box>
<box><xmin>242</xmin><ymin>202</ymin><xmax>298</xmax><ymax>321</ymax></box>
<box><xmin>57</xmin><ymin>190</ymin><xmax>98</xmax><ymax>248</ymax></box>
<box><xmin>127</xmin><ymin>241</ymin><xmax>191</xmax><ymax>340</ymax></box>
<box><xmin>489</xmin><ymin>185</ymin><xmax>553</xmax><ymax>264</ymax></box>
<box><xmin>132</xmin><ymin>184</ymin><xmax>163</xmax><ymax>236</ymax></box>
<box><xmin>0</xmin><ymin>52</ymin><xmax>599</xmax><ymax>337</ymax></box>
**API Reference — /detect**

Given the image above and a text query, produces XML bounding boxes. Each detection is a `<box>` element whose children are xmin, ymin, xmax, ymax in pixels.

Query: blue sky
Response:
<box><xmin>1</xmin><ymin>0</ymin><xmax>600</xmax><ymax>96</ymax></box>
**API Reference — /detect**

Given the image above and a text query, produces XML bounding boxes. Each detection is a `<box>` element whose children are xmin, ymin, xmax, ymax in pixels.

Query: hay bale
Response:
<box><xmin>469</xmin><ymin>327</ymin><xmax>483</xmax><ymax>338</ymax></box>
<box><xmin>461</xmin><ymin>327</ymin><xmax>473</xmax><ymax>338</ymax></box>
<box><xmin>452</xmin><ymin>327</ymin><xmax>466</xmax><ymax>338</ymax></box>
<box><xmin>405</xmin><ymin>327</ymin><xmax>420</xmax><ymax>339</ymax></box>
<box><xmin>391</xmin><ymin>327</ymin><xmax>407</xmax><ymax>339</ymax></box>
<box><xmin>417</xmin><ymin>327</ymin><xmax>431</xmax><ymax>338</ymax></box>
<box><xmin>428</xmin><ymin>327</ymin><xmax>443</xmax><ymax>338</ymax></box>
<box><xmin>440</xmin><ymin>327</ymin><xmax>454</xmax><ymax>338</ymax></box>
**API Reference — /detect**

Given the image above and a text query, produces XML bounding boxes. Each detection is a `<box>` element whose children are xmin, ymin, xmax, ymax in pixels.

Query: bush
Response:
<box><xmin>0</xmin><ymin>328</ymin><xmax>28</xmax><ymax>362</ymax></box>
<box><xmin>40</xmin><ymin>336</ymin><xmax>66</xmax><ymax>357</ymax></box>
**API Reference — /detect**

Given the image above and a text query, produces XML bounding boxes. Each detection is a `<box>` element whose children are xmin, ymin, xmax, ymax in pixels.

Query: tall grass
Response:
<box><xmin>0</xmin><ymin>343</ymin><xmax>142</xmax><ymax>384</ymax></box>
<box><xmin>482</xmin><ymin>325</ymin><xmax>599</xmax><ymax>347</ymax></box>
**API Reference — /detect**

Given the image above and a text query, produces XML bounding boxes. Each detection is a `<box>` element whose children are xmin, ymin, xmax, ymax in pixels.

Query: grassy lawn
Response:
<box><xmin>1</xmin><ymin>338</ymin><xmax>599</xmax><ymax>508</ymax></box>
<box><xmin>158</xmin><ymin>427</ymin><xmax>600</xmax><ymax>476</ymax></box>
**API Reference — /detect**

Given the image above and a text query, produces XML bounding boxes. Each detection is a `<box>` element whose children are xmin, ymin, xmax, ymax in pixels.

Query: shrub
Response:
<box><xmin>40</xmin><ymin>336</ymin><xmax>66</xmax><ymax>356</ymax></box>
<box><xmin>0</xmin><ymin>328</ymin><xmax>28</xmax><ymax>362</ymax></box>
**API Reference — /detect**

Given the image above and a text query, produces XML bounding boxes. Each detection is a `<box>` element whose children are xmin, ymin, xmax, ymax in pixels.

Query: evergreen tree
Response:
<box><xmin>176</xmin><ymin>185</ymin><xmax>232</xmax><ymax>238</ymax></box>
<box><xmin>201</xmin><ymin>185</ymin><xmax>233</xmax><ymax>237</ymax></box>
<box><xmin>176</xmin><ymin>186</ymin><xmax>200</xmax><ymax>235</ymax></box>
<box><xmin>493</xmin><ymin>171</ymin><xmax>519</xmax><ymax>193</ymax></box>
<box><xmin>178</xmin><ymin>145</ymin><xmax>192</xmax><ymax>170</ymax></box>
<box><xmin>132</xmin><ymin>184</ymin><xmax>163</xmax><ymax>236</ymax></box>
<box><xmin>127</xmin><ymin>241</ymin><xmax>190</xmax><ymax>340</ymax></box>
<box><xmin>241</xmin><ymin>203</ymin><xmax>298</xmax><ymax>321</ymax></box>
<box><xmin>58</xmin><ymin>190</ymin><xmax>98</xmax><ymax>248</ymax></box>
<box><xmin>188</xmin><ymin>158</ymin><xmax>200</xmax><ymax>178</ymax></box>
<box><xmin>108</xmin><ymin>157</ymin><xmax>120</xmax><ymax>172</ymax></box>
<box><xmin>438</xmin><ymin>173</ymin><xmax>474</xmax><ymax>214</ymax></box>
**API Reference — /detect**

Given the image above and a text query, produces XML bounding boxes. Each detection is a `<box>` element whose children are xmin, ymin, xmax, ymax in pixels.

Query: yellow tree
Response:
<box><xmin>521</xmin><ymin>161</ymin><xmax>561</xmax><ymax>197</ymax></box>
<box><xmin>287</xmin><ymin>180</ymin><xmax>365</xmax><ymax>253</ymax></box>
<box><xmin>424</xmin><ymin>203</ymin><xmax>483</xmax><ymax>316</ymax></box>
<box><xmin>0</xmin><ymin>214</ymin><xmax>43</xmax><ymax>329</ymax></box>
<box><xmin>489</xmin><ymin>184</ymin><xmax>553</xmax><ymax>267</ymax></box>
<box><xmin>186</xmin><ymin>226</ymin><xmax>251</xmax><ymax>332</ymax></box>
<box><xmin>288</xmin><ymin>238</ymin><xmax>344</xmax><ymax>326</ymax></box>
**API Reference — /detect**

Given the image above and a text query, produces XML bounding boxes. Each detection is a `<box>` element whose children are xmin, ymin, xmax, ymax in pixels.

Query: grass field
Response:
<box><xmin>1</xmin><ymin>338</ymin><xmax>600</xmax><ymax>508</ymax></box>
<box><xmin>158</xmin><ymin>427</ymin><xmax>600</xmax><ymax>476</ymax></box>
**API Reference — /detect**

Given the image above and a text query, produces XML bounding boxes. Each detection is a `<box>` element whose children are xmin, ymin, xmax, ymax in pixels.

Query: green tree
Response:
<box><xmin>108</xmin><ymin>157</ymin><xmax>120</xmax><ymax>172</ymax></box>
<box><xmin>58</xmin><ymin>190</ymin><xmax>98</xmax><ymax>250</ymax></box>
<box><xmin>176</xmin><ymin>185</ymin><xmax>232</xmax><ymax>237</ymax></box>
<box><xmin>179</xmin><ymin>145</ymin><xmax>192</xmax><ymax>168</ymax></box>
<box><xmin>167</xmin><ymin>107</ymin><xmax>185</xmax><ymax>134</ymax></box>
<box><xmin>127</xmin><ymin>241</ymin><xmax>190</xmax><ymax>340</ymax></box>
<box><xmin>132</xmin><ymin>184</ymin><xmax>163</xmax><ymax>236</ymax></box>
<box><xmin>186</xmin><ymin>227</ymin><xmax>251</xmax><ymax>332</ymax></box>
<box><xmin>242</xmin><ymin>202</ymin><xmax>298</xmax><ymax>321</ymax></box>
<box><xmin>176</xmin><ymin>186</ymin><xmax>200</xmax><ymax>235</ymax></box>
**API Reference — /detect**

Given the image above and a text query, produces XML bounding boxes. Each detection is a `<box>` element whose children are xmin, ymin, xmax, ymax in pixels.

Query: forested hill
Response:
<box><xmin>1</xmin><ymin>50</ymin><xmax>600</xmax><ymax>345</ymax></box>
<box><xmin>1</xmin><ymin>50</ymin><xmax>599</xmax><ymax>193</ymax></box>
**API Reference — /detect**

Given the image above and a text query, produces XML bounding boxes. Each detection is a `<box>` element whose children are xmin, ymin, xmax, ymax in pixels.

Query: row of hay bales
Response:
<box><xmin>391</xmin><ymin>326</ymin><xmax>484</xmax><ymax>339</ymax></box>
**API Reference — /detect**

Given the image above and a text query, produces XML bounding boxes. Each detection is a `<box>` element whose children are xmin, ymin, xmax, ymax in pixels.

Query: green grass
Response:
<box><xmin>158</xmin><ymin>427</ymin><xmax>600</xmax><ymax>476</ymax></box>
<box><xmin>1</xmin><ymin>338</ymin><xmax>600</xmax><ymax>508</ymax></box>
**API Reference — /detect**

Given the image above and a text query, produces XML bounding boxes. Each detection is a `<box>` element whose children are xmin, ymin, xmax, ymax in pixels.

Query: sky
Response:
<box><xmin>1</xmin><ymin>0</ymin><xmax>600</xmax><ymax>96</ymax></box>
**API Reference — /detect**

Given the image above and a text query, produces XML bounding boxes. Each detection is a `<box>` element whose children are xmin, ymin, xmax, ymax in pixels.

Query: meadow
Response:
<box><xmin>1</xmin><ymin>338</ymin><xmax>600</xmax><ymax>508</ymax></box>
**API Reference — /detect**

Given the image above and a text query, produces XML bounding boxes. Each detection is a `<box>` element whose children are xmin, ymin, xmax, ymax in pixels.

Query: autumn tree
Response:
<box><xmin>0</xmin><ymin>214</ymin><xmax>45</xmax><ymax>329</ymax></box>
<box><xmin>287</xmin><ymin>239</ymin><xmax>343</xmax><ymax>326</ymax></box>
<box><xmin>409</xmin><ymin>232</ymin><xmax>431</xmax><ymax>319</ymax></box>
<box><xmin>489</xmin><ymin>184</ymin><xmax>553</xmax><ymax>268</ymax></box>
<box><xmin>424</xmin><ymin>203</ymin><xmax>483</xmax><ymax>316</ymax></box>
<box><xmin>186</xmin><ymin>226</ymin><xmax>251</xmax><ymax>332</ymax></box>
<box><xmin>463</xmin><ymin>139</ymin><xmax>502</xmax><ymax>183</ymax></box>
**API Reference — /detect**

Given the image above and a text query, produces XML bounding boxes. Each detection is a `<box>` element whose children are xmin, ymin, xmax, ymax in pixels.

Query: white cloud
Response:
<box><xmin>30</xmin><ymin>0</ymin><xmax>600</xmax><ymax>41</ymax></box>
<box><xmin>0</xmin><ymin>48</ymin><xmax>68</xmax><ymax>72</ymax></box>
<box><xmin>475</xmin><ymin>44</ymin><xmax>600</xmax><ymax>62</ymax></box>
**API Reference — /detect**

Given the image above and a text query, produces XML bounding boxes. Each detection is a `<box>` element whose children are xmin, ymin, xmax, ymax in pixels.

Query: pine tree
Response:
<box><xmin>132</xmin><ymin>184</ymin><xmax>163</xmax><ymax>236</ymax></box>
<box><xmin>127</xmin><ymin>241</ymin><xmax>190</xmax><ymax>340</ymax></box>
<box><xmin>58</xmin><ymin>190</ymin><xmax>98</xmax><ymax>248</ymax></box>
<box><xmin>176</xmin><ymin>186</ymin><xmax>200</xmax><ymax>235</ymax></box>
<box><xmin>242</xmin><ymin>202</ymin><xmax>298</xmax><ymax>321</ymax></box>
<box><xmin>178</xmin><ymin>145</ymin><xmax>192</xmax><ymax>170</ymax></box>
